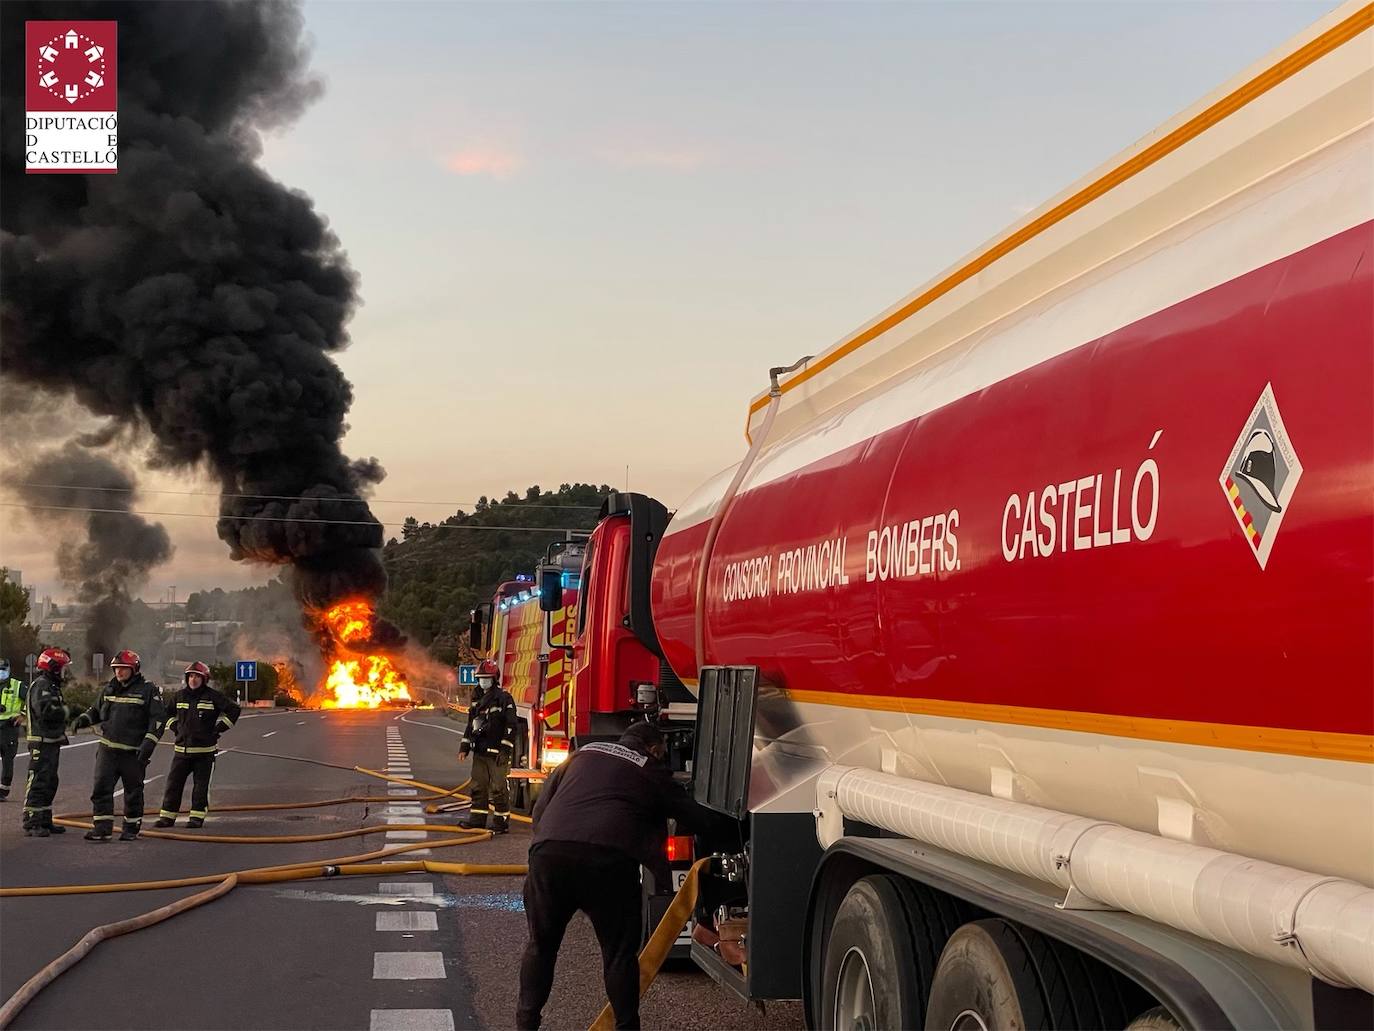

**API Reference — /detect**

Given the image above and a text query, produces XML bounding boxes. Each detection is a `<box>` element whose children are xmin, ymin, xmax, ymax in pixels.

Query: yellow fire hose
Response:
<box><xmin>589</xmin><ymin>857</ymin><xmax>710</xmax><ymax>1031</ymax></box>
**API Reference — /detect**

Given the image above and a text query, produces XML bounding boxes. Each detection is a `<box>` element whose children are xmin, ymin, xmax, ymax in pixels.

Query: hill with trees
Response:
<box><xmin>378</xmin><ymin>483</ymin><xmax>609</xmax><ymax>664</ymax></box>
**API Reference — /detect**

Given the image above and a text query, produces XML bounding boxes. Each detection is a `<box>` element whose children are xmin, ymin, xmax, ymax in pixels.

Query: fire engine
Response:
<box><xmin>547</xmin><ymin>5</ymin><xmax>1374</xmax><ymax>1027</ymax></box>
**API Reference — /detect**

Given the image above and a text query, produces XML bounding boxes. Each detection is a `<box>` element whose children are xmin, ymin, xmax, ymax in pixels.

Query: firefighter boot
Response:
<box><xmin>154</xmin><ymin>817</ymin><xmax>175</xmax><ymax>828</ymax></box>
<box><xmin>0</xmin><ymin>785</ymin><xmax>10</xmax><ymax>800</ymax></box>
<box><xmin>187</xmin><ymin>817</ymin><xmax>205</xmax><ymax>829</ymax></box>
<box><xmin>84</xmin><ymin>826</ymin><xmax>112</xmax><ymax>842</ymax></box>
<box><xmin>459</xmin><ymin>811</ymin><xmax>488</xmax><ymax>831</ymax></box>
<box><xmin>491</xmin><ymin>814</ymin><xmax>510</xmax><ymax>834</ymax></box>
<box><xmin>119</xmin><ymin>824</ymin><xmax>140</xmax><ymax>841</ymax></box>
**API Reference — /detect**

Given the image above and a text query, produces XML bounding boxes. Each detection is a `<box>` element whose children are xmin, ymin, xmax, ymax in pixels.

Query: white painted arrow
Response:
<box><xmin>84</xmin><ymin>71</ymin><xmax>104</xmax><ymax>89</ymax></box>
<box><xmin>39</xmin><ymin>71</ymin><xmax>58</xmax><ymax>88</ymax></box>
<box><xmin>85</xmin><ymin>44</ymin><xmax>104</xmax><ymax>62</ymax></box>
<box><xmin>64</xmin><ymin>83</ymin><xmax>78</xmax><ymax>103</ymax></box>
<box><xmin>40</xmin><ymin>45</ymin><xmax>58</xmax><ymax>62</ymax></box>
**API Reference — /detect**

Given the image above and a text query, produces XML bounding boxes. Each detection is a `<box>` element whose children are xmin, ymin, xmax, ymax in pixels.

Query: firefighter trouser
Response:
<box><xmin>517</xmin><ymin>841</ymin><xmax>643</xmax><ymax>1030</ymax></box>
<box><xmin>0</xmin><ymin>722</ymin><xmax>19</xmax><ymax>789</ymax></box>
<box><xmin>160</xmin><ymin>753</ymin><xmax>214</xmax><ymax>821</ymax></box>
<box><xmin>92</xmin><ymin>743</ymin><xmax>146</xmax><ymax>831</ymax></box>
<box><xmin>22</xmin><ymin>742</ymin><xmax>61</xmax><ymax>830</ymax></box>
<box><xmin>468</xmin><ymin>752</ymin><xmax>511</xmax><ymax>822</ymax></box>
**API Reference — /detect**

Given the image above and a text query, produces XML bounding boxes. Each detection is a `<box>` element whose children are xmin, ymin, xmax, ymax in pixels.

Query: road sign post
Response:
<box><xmin>235</xmin><ymin>660</ymin><xmax>257</xmax><ymax>705</ymax></box>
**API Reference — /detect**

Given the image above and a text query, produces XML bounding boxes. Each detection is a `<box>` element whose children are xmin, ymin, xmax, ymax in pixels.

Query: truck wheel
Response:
<box><xmin>820</xmin><ymin>875</ymin><xmax>939</xmax><ymax>1030</ymax></box>
<box><xmin>925</xmin><ymin>919</ymin><xmax>1049</xmax><ymax>1030</ymax></box>
<box><xmin>925</xmin><ymin>918</ymin><xmax>1135</xmax><ymax>1030</ymax></box>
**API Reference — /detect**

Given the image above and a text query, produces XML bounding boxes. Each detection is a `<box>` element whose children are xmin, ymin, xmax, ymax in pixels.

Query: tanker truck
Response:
<box><xmin>563</xmin><ymin>4</ymin><xmax>1374</xmax><ymax>1027</ymax></box>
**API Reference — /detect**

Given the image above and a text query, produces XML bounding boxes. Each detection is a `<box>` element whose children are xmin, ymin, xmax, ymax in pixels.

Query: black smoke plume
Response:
<box><xmin>1</xmin><ymin>1</ymin><xmax>387</xmax><ymax>614</ymax></box>
<box><xmin>15</xmin><ymin>444</ymin><xmax>173</xmax><ymax>657</ymax></box>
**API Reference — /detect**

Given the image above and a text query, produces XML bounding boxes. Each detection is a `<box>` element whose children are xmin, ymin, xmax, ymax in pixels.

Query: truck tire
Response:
<box><xmin>925</xmin><ymin>918</ymin><xmax>1137</xmax><ymax>1030</ymax></box>
<box><xmin>820</xmin><ymin>875</ymin><xmax>950</xmax><ymax>1030</ymax></box>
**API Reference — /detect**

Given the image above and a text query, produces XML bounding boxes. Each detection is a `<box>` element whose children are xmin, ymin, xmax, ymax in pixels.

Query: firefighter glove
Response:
<box><xmin>498</xmin><ymin>745</ymin><xmax>513</xmax><ymax>765</ymax></box>
<box><xmin>458</xmin><ymin>742</ymin><xmax>471</xmax><ymax>759</ymax></box>
<box><xmin>71</xmin><ymin>713</ymin><xmax>92</xmax><ymax>731</ymax></box>
<box><xmin>136</xmin><ymin>740</ymin><xmax>156</xmax><ymax>766</ymax></box>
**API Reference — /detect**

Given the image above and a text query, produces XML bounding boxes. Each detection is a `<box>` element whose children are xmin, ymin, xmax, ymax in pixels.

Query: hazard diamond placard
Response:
<box><xmin>25</xmin><ymin>21</ymin><xmax>118</xmax><ymax>174</ymax></box>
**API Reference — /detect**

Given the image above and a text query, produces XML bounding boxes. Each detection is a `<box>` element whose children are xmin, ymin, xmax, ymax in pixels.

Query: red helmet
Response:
<box><xmin>110</xmin><ymin>649</ymin><xmax>141</xmax><ymax>672</ymax></box>
<box><xmin>36</xmin><ymin>647</ymin><xmax>72</xmax><ymax>674</ymax></box>
<box><xmin>184</xmin><ymin>661</ymin><xmax>211</xmax><ymax>684</ymax></box>
<box><xmin>477</xmin><ymin>658</ymin><xmax>500</xmax><ymax>684</ymax></box>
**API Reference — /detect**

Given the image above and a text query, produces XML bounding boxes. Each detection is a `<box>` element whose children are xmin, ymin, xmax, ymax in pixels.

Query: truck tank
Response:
<box><xmin>650</xmin><ymin>2</ymin><xmax>1374</xmax><ymax>885</ymax></box>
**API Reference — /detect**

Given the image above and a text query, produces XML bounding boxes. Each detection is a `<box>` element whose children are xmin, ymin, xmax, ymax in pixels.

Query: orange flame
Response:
<box><xmin>317</xmin><ymin>599</ymin><xmax>411</xmax><ymax>709</ymax></box>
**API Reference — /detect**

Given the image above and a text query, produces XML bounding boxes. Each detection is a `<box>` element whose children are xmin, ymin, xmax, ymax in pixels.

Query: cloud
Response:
<box><xmin>442</xmin><ymin>146</ymin><xmax>523</xmax><ymax>178</ymax></box>
<box><xmin>597</xmin><ymin>146</ymin><xmax>711</xmax><ymax>171</ymax></box>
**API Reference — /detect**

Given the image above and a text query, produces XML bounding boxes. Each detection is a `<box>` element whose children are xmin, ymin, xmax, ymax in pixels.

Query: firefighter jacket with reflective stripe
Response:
<box><xmin>461</xmin><ymin>687</ymin><xmax>517</xmax><ymax>757</ymax></box>
<box><xmin>25</xmin><ymin>674</ymin><xmax>70</xmax><ymax>745</ymax></box>
<box><xmin>165</xmin><ymin>685</ymin><xmax>240</xmax><ymax>754</ymax></box>
<box><xmin>80</xmin><ymin>674</ymin><xmax>166</xmax><ymax>750</ymax></box>
<box><xmin>0</xmin><ymin>677</ymin><xmax>25</xmax><ymax>724</ymax></box>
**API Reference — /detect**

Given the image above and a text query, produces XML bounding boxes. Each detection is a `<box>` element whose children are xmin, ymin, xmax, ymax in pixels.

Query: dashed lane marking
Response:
<box><xmin>370</xmin><ymin>1009</ymin><xmax>454</xmax><ymax>1030</ymax></box>
<box><xmin>371</xmin><ymin>952</ymin><xmax>446</xmax><ymax>980</ymax></box>
<box><xmin>376</xmin><ymin>911</ymin><xmax>438</xmax><ymax>931</ymax></box>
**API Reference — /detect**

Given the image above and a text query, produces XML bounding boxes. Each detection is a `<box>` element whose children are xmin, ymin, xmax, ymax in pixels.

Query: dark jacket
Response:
<box><xmin>25</xmin><ymin>673</ymin><xmax>71</xmax><ymax>745</ymax></box>
<box><xmin>531</xmin><ymin>741</ymin><xmax>711</xmax><ymax>875</ymax></box>
<box><xmin>164</xmin><ymin>684</ymin><xmax>240</xmax><ymax>754</ymax></box>
<box><xmin>461</xmin><ymin>686</ymin><xmax>517</xmax><ymax>759</ymax></box>
<box><xmin>79</xmin><ymin>673</ymin><xmax>166</xmax><ymax>751</ymax></box>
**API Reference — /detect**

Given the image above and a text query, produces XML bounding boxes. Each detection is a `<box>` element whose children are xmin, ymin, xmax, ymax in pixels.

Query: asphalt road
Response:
<box><xmin>0</xmin><ymin>708</ymin><xmax>803</xmax><ymax>1031</ymax></box>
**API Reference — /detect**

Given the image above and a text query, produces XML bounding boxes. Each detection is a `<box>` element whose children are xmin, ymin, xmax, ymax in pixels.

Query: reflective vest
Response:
<box><xmin>0</xmin><ymin>678</ymin><xmax>23</xmax><ymax>721</ymax></box>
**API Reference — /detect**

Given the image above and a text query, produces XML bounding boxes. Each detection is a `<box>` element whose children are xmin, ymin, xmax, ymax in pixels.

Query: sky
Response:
<box><xmin>4</xmin><ymin>0</ymin><xmax>1339</xmax><ymax>604</ymax></box>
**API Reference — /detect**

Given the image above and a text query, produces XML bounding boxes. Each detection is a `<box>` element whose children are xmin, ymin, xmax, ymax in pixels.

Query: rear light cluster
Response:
<box><xmin>665</xmin><ymin>835</ymin><xmax>693</xmax><ymax>862</ymax></box>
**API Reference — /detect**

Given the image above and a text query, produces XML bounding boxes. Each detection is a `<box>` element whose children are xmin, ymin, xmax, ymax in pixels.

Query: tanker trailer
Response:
<box><xmin>650</xmin><ymin>3</ymin><xmax>1374</xmax><ymax>1027</ymax></box>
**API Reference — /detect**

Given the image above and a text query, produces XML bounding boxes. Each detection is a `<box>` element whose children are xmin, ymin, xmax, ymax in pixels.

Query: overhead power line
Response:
<box><xmin>1</xmin><ymin>501</ymin><xmax>588</xmax><ymax>533</ymax></box>
<box><xmin>10</xmin><ymin>482</ymin><xmax>600</xmax><ymax>510</ymax></box>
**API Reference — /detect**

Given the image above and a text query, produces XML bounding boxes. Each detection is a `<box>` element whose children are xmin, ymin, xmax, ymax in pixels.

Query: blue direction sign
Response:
<box><xmin>457</xmin><ymin>663</ymin><xmax>477</xmax><ymax>688</ymax></box>
<box><xmin>235</xmin><ymin>660</ymin><xmax>258</xmax><ymax>682</ymax></box>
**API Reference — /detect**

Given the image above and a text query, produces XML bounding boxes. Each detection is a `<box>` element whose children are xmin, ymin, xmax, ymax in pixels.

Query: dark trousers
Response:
<box><xmin>0</xmin><ymin>722</ymin><xmax>19</xmax><ymax>788</ymax></box>
<box><xmin>23</xmin><ymin>742</ymin><xmax>61</xmax><ymax>829</ymax></box>
<box><xmin>160</xmin><ymin>753</ymin><xmax>214</xmax><ymax>820</ymax></box>
<box><xmin>91</xmin><ymin>744</ymin><xmax>145</xmax><ymax>829</ymax></box>
<box><xmin>469</xmin><ymin>752</ymin><xmax>511</xmax><ymax>819</ymax></box>
<box><xmin>517</xmin><ymin>841</ymin><xmax>643</xmax><ymax>1030</ymax></box>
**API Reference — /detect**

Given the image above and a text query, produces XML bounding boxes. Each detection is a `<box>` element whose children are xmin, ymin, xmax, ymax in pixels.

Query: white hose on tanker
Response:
<box><xmin>694</xmin><ymin>355</ymin><xmax>812</xmax><ymax>674</ymax></box>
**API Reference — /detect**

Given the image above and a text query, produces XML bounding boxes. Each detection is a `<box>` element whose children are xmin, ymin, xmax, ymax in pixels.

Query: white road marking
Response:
<box><xmin>378</xmin><ymin>882</ymin><xmax>434</xmax><ymax>895</ymax></box>
<box><xmin>386</xmin><ymin>830</ymin><xmax>428</xmax><ymax>840</ymax></box>
<box><xmin>388</xmin><ymin>789</ymin><xmax>419</xmax><ymax>796</ymax></box>
<box><xmin>370</xmin><ymin>1009</ymin><xmax>454</xmax><ymax>1030</ymax></box>
<box><xmin>371</xmin><ymin>953</ymin><xmax>446</xmax><ymax>980</ymax></box>
<box><xmin>262</xmin><ymin>731</ymin><xmax>277</xmax><ymax>738</ymax></box>
<box><xmin>296</xmin><ymin>721</ymin><xmax>305</xmax><ymax>725</ymax></box>
<box><xmin>376</xmin><ymin>911</ymin><xmax>437</xmax><ymax>931</ymax></box>
<box><xmin>385</xmin><ymin>806</ymin><xmax>423</xmax><ymax>816</ymax></box>
<box><xmin>399</xmin><ymin>715</ymin><xmax>464</xmax><ymax>737</ymax></box>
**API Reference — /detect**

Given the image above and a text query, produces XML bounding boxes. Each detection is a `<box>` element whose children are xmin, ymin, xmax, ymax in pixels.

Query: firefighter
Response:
<box><xmin>458</xmin><ymin>658</ymin><xmax>517</xmax><ymax>833</ymax></box>
<box><xmin>516</xmin><ymin>722</ymin><xmax>715</xmax><ymax>1031</ymax></box>
<box><xmin>22</xmin><ymin>648</ymin><xmax>74</xmax><ymax>837</ymax></box>
<box><xmin>0</xmin><ymin>658</ymin><xmax>26</xmax><ymax>801</ymax></box>
<box><xmin>71</xmin><ymin>650</ymin><xmax>165</xmax><ymax>841</ymax></box>
<box><xmin>154</xmin><ymin>661</ymin><xmax>240</xmax><ymax>829</ymax></box>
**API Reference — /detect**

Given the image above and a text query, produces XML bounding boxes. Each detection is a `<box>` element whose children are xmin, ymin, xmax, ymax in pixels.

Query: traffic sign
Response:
<box><xmin>235</xmin><ymin>660</ymin><xmax>258</xmax><ymax>682</ymax></box>
<box><xmin>457</xmin><ymin>663</ymin><xmax>477</xmax><ymax>688</ymax></box>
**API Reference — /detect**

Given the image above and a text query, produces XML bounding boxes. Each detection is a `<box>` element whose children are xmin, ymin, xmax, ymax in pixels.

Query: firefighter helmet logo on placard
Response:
<box><xmin>1219</xmin><ymin>383</ymin><xmax>1303</xmax><ymax>570</ymax></box>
